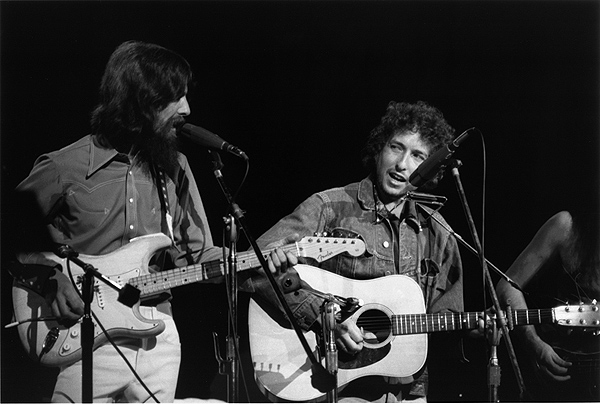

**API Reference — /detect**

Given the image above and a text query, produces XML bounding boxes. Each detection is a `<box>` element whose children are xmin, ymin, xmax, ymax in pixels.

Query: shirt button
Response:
<box><xmin>129</xmin><ymin>225</ymin><xmax>134</xmax><ymax>230</ymax></box>
<box><xmin>383</xmin><ymin>241</ymin><xmax>390</xmax><ymax>248</ymax></box>
<box><xmin>129</xmin><ymin>198</ymin><xmax>134</xmax><ymax>203</ymax></box>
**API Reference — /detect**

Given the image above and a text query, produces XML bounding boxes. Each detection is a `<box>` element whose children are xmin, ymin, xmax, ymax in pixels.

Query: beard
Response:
<box><xmin>135</xmin><ymin>115</ymin><xmax>186</xmax><ymax>179</ymax></box>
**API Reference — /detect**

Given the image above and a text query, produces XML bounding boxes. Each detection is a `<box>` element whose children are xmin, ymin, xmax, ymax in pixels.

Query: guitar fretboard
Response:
<box><xmin>128</xmin><ymin>250</ymin><xmax>277</xmax><ymax>297</ymax></box>
<box><xmin>127</xmin><ymin>237</ymin><xmax>365</xmax><ymax>297</ymax></box>
<box><xmin>392</xmin><ymin>308</ymin><xmax>556</xmax><ymax>335</ymax></box>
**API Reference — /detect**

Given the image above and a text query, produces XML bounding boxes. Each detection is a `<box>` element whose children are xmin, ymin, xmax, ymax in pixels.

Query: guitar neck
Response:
<box><xmin>392</xmin><ymin>308</ymin><xmax>556</xmax><ymax>335</ymax></box>
<box><xmin>129</xmin><ymin>244</ymin><xmax>298</xmax><ymax>298</ymax></box>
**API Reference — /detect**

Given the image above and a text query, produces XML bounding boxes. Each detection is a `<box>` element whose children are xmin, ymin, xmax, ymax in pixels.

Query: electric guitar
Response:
<box><xmin>11</xmin><ymin>233</ymin><xmax>366</xmax><ymax>367</ymax></box>
<box><xmin>248</xmin><ymin>264</ymin><xmax>600</xmax><ymax>402</ymax></box>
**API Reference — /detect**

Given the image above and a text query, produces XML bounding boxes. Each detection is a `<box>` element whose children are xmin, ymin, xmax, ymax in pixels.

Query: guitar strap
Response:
<box><xmin>153</xmin><ymin>167</ymin><xmax>175</xmax><ymax>245</ymax></box>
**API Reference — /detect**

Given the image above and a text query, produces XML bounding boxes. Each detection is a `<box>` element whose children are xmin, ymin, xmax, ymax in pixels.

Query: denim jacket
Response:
<box><xmin>245</xmin><ymin>176</ymin><xmax>464</xmax><ymax>331</ymax></box>
<box><xmin>242</xmin><ymin>176</ymin><xmax>464</xmax><ymax>396</ymax></box>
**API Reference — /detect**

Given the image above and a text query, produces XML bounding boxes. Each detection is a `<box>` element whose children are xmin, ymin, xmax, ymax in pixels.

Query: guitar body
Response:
<box><xmin>12</xmin><ymin>233</ymin><xmax>171</xmax><ymax>367</ymax></box>
<box><xmin>248</xmin><ymin>264</ymin><xmax>427</xmax><ymax>402</ymax></box>
<box><xmin>555</xmin><ymin>346</ymin><xmax>600</xmax><ymax>400</ymax></box>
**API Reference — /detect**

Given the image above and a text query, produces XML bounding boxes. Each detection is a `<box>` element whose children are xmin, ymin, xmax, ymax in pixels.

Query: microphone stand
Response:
<box><xmin>81</xmin><ymin>263</ymin><xmax>93</xmax><ymax>403</ymax></box>
<box><xmin>214</xmin><ymin>214</ymin><xmax>241</xmax><ymax>403</ymax></box>
<box><xmin>207</xmin><ymin>151</ymin><xmax>335</xmax><ymax>401</ymax></box>
<box><xmin>323</xmin><ymin>301</ymin><xmax>339</xmax><ymax>403</ymax></box>
<box><xmin>447</xmin><ymin>160</ymin><xmax>525</xmax><ymax>401</ymax></box>
<box><xmin>412</xmin><ymin>201</ymin><xmax>524</xmax><ymax>294</ymax></box>
<box><xmin>56</xmin><ymin>246</ymin><xmax>140</xmax><ymax>403</ymax></box>
<box><xmin>225</xmin><ymin>216</ymin><xmax>240</xmax><ymax>402</ymax></box>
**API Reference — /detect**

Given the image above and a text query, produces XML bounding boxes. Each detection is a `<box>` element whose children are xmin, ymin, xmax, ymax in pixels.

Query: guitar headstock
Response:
<box><xmin>297</xmin><ymin>236</ymin><xmax>366</xmax><ymax>263</ymax></box>
<box><xmin>554</xmin><ymin>303</ymin><xmax>600</xmax><ymax>328</ymax></box>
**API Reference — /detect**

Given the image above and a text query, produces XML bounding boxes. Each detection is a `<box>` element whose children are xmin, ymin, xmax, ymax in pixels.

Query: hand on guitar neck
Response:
<box><xmin>263</xmin><ymin>233</ymin><xmax>300</xmax><ymax>276</ymax></box>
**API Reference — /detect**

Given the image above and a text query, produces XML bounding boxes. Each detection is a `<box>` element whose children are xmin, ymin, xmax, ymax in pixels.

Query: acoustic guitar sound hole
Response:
<box><xmin>356</xmin><ymin>309</ymin><xmax>391</xmax><ymax>344</ymax></box>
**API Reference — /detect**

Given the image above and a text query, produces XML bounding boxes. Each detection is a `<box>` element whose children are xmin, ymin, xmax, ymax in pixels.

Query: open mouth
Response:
<box><xmin>389</xmin><ymin>171</ymin><xmax>406</xmax><ymax>184</ymax></box>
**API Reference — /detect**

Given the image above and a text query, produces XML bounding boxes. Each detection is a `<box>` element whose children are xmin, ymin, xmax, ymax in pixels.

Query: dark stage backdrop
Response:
<box><xmin>1</xmin><ymin>1</ymin><xmax>598</xmax><ymax>402</ymax></box>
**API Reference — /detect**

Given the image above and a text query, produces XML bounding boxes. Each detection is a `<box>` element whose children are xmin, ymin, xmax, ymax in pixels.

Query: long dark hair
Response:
<box><xmin>90</xmin><ymin>41</ymin><xmax>192</xmax><ymax>152</ymax></box>
<box><xmin>570</xmin><ymin>206</ymin><xmax>600</xmax><ymax>274</ymax></box>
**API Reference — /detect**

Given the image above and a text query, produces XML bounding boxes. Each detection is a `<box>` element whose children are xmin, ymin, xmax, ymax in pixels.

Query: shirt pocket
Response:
<box><xmin>323</xmin><ymin>226</ymin><xmax>380</xmax><ymax>278</ymax></box>
<box><xmin>419</xmin><ymin>258</ymin><xmax>440</xmax><ymax>309</ymax></box>
<box><xmin>63</xmin><ymin>179</ymin><xmax>123</xmax><ymax>235</ymax></box>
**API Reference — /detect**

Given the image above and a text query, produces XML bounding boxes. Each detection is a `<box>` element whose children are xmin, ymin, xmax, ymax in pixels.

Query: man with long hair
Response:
<box><xmin>496</xmin><ymin>206</ymin><xmax>600</xmax><ymax>402</ymax></box>
<box><xmin>10</xmin><ymin>40</ymin><xmax>294</xmax><ymax>402</ymax></box>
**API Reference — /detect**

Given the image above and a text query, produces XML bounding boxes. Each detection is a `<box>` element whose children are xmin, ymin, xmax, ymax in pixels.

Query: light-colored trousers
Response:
<box><xmin>52</xmin><ymin>304</ymin><xmax>180</xmax><ymax>403</ymax></box>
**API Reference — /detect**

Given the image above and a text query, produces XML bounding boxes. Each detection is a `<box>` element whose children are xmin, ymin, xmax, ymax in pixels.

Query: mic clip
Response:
<box><xmin>56</xmin><ymin>245</ymin><xmax>141</xmax><ymax>308</ymax></box>
<box><xmin>307</xmin><ymin>288</ymin><xmax>363</xmax><ymax>323</ymax></box>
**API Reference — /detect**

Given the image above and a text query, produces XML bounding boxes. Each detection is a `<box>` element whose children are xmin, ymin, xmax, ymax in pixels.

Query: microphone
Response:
<box><xmin>56</xmin><ymin>244</ymin><xmax>78</xmax><ymax>259</ymax></box>
<box><xmin>178</xmin><ymin>123</ymin><xmax>248</xmax><ymax>160</ymax></box>
<box><xmin>405</xmin><ymin>191</ymin><xmax>448</xmax><ymax>206</ymax></box>
<box><xmin>408</xmin><ymin>129</ymin><xmax>471</xmax><ymax>188</ymax></box>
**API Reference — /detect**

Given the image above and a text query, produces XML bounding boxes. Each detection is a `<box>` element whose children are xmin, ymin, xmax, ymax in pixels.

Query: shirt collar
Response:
<box><xmin>357</xmin><ymin>176</ymin><xmax>377</xmax><ymax>210</ymax></box>
<box><xmin>359</xmin><ymin>175</ymin><xmax>422</xmax><ymax>232</ymax></box>
<box><xmin>403</xmin><ymin>200</ymin><xmax>422</xmax><ymax>233</ymax></box>
<box><xmin>86</xmin><ymin>135</ymin><xmax>124</xmax><ymax>178</ymax></box>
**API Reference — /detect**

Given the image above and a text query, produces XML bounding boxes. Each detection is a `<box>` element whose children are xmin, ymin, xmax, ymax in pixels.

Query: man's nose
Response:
<box><xmin>178</xmin><ymin>96</ymin><xmax>191</xmax><ymax>116</ymax></box>
<box><xmin>395</xmin><ymin>152</ymin><xmax>410</xmax><ymax>170</ymax></box>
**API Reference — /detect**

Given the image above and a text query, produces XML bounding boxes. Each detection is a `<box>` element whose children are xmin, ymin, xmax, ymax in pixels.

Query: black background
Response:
<box><xmin>1</xmin><ymin>1</ymin><xmax>598</xmax><ymax>402</ymax></box>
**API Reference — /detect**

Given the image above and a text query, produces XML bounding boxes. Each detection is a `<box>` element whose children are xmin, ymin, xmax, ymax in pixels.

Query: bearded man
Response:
<box><xmin>10</xmin><ymin>40</ymin><xmax>295</xmax><ymax>403</ymax></box>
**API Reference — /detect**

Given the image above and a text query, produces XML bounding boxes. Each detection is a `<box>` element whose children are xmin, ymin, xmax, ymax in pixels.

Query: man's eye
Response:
<box><xmin>414</xmin><ymin>154</ymin><xmax>427</xmax><ymax>162</ymax></box>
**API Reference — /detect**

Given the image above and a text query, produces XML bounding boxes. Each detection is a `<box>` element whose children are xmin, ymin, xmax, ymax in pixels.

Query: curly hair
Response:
<box><xmin>90</xmin><ymin>41</ymin><xmax>192</xmax><ymax>150</ymax></box>
<box><xmin>361</xmin><ymin>101</ymin><xmax>455</xmax><ymax>181</ymax></box>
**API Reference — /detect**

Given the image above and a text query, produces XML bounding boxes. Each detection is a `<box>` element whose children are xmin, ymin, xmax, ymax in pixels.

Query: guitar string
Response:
<box><xmin>354</xmin><ymin>308</ymin><xmax>556</xmax><ymax>333</ymax></box>
<box><xmin>561</xmin><ymin>264</ymin><xmax>593</xmax><ymax>304</ymax></box>
<box><xmin>127</xmin><ymin>240</ymin><xmax>357</xmax><ymax>293</ymax></box>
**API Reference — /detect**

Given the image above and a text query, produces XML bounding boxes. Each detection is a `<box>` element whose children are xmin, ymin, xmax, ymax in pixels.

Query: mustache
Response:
<box><xmin>171</xmin><ymin>115</ymin><xmax>186</xmax><ymax>131</ymax></box>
